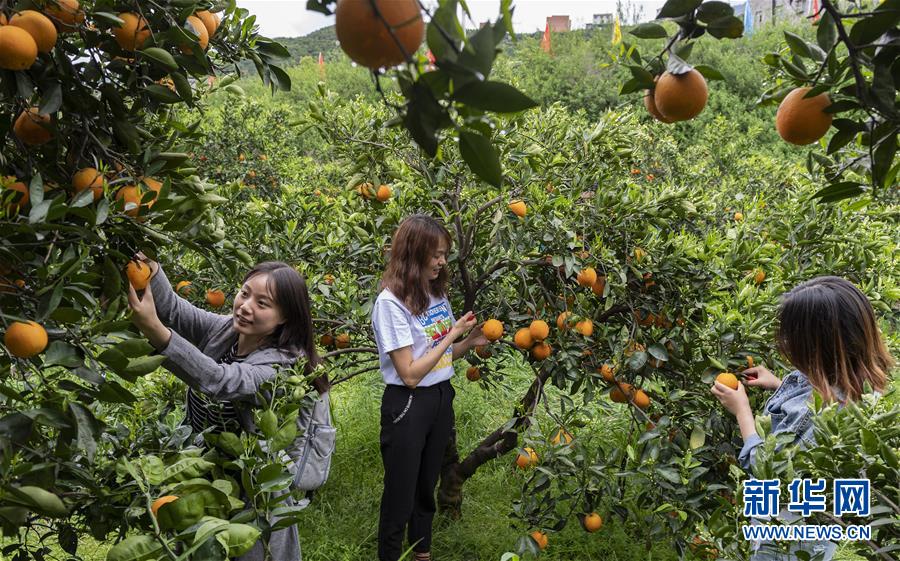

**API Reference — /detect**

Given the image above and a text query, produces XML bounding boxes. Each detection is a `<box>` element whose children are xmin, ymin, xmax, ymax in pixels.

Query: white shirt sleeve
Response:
<box><xmin>372</xmin><ymin>297</ymin><xmax>414</xmax><ymax>354</ymax></box>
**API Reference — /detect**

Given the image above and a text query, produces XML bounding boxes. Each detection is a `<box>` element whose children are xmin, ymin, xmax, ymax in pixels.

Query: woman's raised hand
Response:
<box><xmin>742</xmin><ymin>366</ymin><xmax>782</xmax><ymax>390</ymax></box>
<box><xmin>452</xmin><ymin>311</ymin><xmax>477</xmax><ymax>337</ymax></box>
<box><xmin>134</xmin><ymin>252</ymin><xmax>159</xmax><ymax>275</ymax></box>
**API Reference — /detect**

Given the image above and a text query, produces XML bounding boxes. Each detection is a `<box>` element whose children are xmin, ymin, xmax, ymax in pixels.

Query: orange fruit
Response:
<box><xmin>531</xmin><ymin>341</ymin><xmax>551</xmax><ymax>361</ymax></box>
<box><xmin>508</xmin><ymin>199</ymin><xmax>526</xmax><ymax>218</ymax></box>
<box><xmin>551</xmin><ymin>428</ymin><xmax>572</xmax><ymax>446</ymax></box>
<box><xmin>513</xmin><ymin>327</ymin><xmax>534</xmax><ymax>350</ymax></box>
<box><xmin>194</xmin><ymin>10</ymin><xmax>220</xmax><ymax>37</ymax></box>
<box><xmin>206</xmin><ymin>289</ymin><xmax>225</xmax><ymax>308</ymax></box>
<box><xmin>0</xmin><ymin>24</ymin><xmax>38</xmax><ymax>70</ymax></box>
<box><xmin>140</xmin><ymin>177</ymin><xmax>163</xmax><ymax>207</ymax></box>
<box><xmin>753</xmin><ymin>269</ymin><xmax>765</xmax><ymax>285</ymax></box>
<box><xmin>335</xmin><ymin>0</ymin><xmax>424</xmax><ymax>69</ymax></box>
<box><xmin>4</xmin><ymin>321</ymin><xmax>48</xmax><ymax>358</ymax></box>
<box><xmin>9</xmin><ymin>10</ymin><xmax>57</xmax><ymax>53</ymax></box>
<box><xmin>4</xmin><ymin>180</ymin><xmax>29</xmax><ymax>213</ymax></box>
<box><xmin>13</xmin><ymin>108</ymin><xmax>52</xmax><ymax>145</ymax></box>
<box><xmin>575</xmin><ymin>319</ymin><xmax>593</xmax><ymax>337</ymax></box>
<box><xmin>125</xmin><ymin>260</ymin><xmax>151</xmax><ymax>290</ymax></box>
<box><xmin>375</xmin><ymin>184</ymin><xmax>392</xmax><ymax>202</ymax></box>
<box><xmin>113</xmin><ymin>12</ymin><xmax>150</xmax><ymax>51</ymax></box>
<box><xmin>44</xmin><ymin>0</ymin><xmax>84</xmax><ymax>31</ymax></box>
<box><xmin>715</xmin><ymin>372</ymin><xmax>739</xmax><ymax>390</ymax></box>
<box><xmin>644</xmin><ymin>88</ymin><xmax>674</xmax><ymax>123</ymax></box>
<box><xmin>599</xmin><ymin>363</ymin><xmax>615</xmax><ymax>382</ymax></box>
<box><xmin>465</xmin><ymin>366</ymin><xmax>481</xmax><ymax>381</ymax></box>
<box><xmin>115</xmin><ymin>185</ymin><xmax>141</xmax><ymax>217</ymax></box>
<box><xmin>151</xmin><ymin>495</ymin><xmax>178</xmax><ymax>517</ymax></box>
<box><xmin>583</xmin><ymin>512</ymin><xmax>603</xmax><ymax>532</ymax></box>
<box><xmin>734</xmin><ymin>212</ymin><xmax>743</xmax><ymax>222</ymax></box>
<box><xmin>515</xmin><ymin>447</ymin><xmax>538</xmax><ymax>469</ymax></box>
<box><xmin>653</xmin><ymin>69</ymin><xmax>708</xmax><ymax>122</ymax></box>
<box><xmin>610</xmin><ymin>383</ymin><xmax>633</xmax><ymax>403</ymax></box>
<box><xmin>776</xmin><ymin>87</ymin><xmax>833</xmax><ymax>145</ymax></box>
<box><xmin>528</xmin><ymin>319</ymin><xmax>549</xmax><ymax>341</ymax></box>
<box><xmin>0</xmin><ymin>13</ymin><xmax>7</xmax><ymax>25</ymax></box>
<box><xmin>556</xmin><ymin>311</ymin><xmax>574</xmax><ymax>331</ymax></box>
<box><xmin>335</xmin><ymin>333</ymin><xmax>350</xmax><ymax>348</ymax></box>
<box><xmin>475</xmin><ymin>345</ymin><xmax>491</xmax><ymax>359</ymax></box>
<box><xmin>175</xmin><ymin>280</ymin><xmax>192</xmax><ymax>295</ymax></box>
<box><xmin>482</xmin><ymin>319</ymin><xmax>503</xmax><ymax>342</ymax></box>
<box><xmin>180</xmin><ymin>15</ymin><xmax>209</xmax><ymax>54</ymax></box>
<box><xmin>746</xmin><ymin>355</ymin><xmax>755</xmax><ymax>368</ymax></box>
<box><xmin>633</xmin><ymin>247</ymin><xmax>647</xmax><ymax>262</ymax></box>
<box><xmin>591</xmin><ymin>275</ymin><xmax>606</xmax><ymax>297</ymax></box>
<box><xmin>72</xmin><ymin>167</ymin><xmax>104</xmax><ymax>201</ymax></box>
<box><xmin>320</xmin><ymin>333</ymin><xmax>334</xmax><ymax>347</ymax></box>
<box><xmin>530</xmin><ymin>530</ymin><xmax>548</xmax><ymax>550</ymax></box>
<box><xmin>576</xmin><ymin>267</ymin><xmax>597</xmax><ymax>287</ymax></box>
<box><xmin>632</xmin><ymin>389</ymin><xmax>650</xmax><ymax>410</ymax></box>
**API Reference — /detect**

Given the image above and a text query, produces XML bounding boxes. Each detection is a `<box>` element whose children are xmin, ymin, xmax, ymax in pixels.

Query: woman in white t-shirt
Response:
<box><xmin>371</xmin><ymin>214</ymin><xmax>489</xmax><ymax>561</ymax></box>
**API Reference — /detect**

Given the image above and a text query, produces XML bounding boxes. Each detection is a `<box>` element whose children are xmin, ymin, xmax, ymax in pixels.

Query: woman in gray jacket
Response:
<box><xmin>128</xmin><ymin>256</ymin><xmax>320</xmax><ymax>561</ymax></box>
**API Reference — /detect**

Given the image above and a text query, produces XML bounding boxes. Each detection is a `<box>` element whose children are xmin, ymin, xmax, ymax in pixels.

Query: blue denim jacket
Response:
<box><xmin>738</xmin><ymin>370</ymin><xmax>818</xmax><ymax>470</ymax></box>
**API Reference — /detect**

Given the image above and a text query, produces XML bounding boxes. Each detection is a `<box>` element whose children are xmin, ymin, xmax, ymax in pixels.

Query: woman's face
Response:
<box><xmin>425</xmin><ymin>238</ymin><xmax>448</xmax><ymax>281</ymax></box>
<box><xmin>233</xmin><ymin>273</ymin><xmax>284</xmax><ymax>340</ymax></box>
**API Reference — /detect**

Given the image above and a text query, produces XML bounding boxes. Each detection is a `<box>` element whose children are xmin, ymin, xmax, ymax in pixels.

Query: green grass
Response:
<box><xmin>297</xmin><ymin>369</ymin><xmax>680</xmax><ymax>561</ymax></box>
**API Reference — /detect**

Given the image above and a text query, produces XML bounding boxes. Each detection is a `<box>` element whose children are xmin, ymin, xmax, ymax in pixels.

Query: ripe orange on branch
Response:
<box><xmin>530</xmin><ymin>530</ymin><xmax>548</xmax><ymax>550</ymax></box>
<box><xmin>9</xmin><ymin>10</ymin><xmax>57</xmax><ymax>54</ymax></box>
<box><xmin>4</xmin><ymin>321</ymin><xmax>48</xmax><ymax>358</ymax></box>
<box><xmin>610</xmin><ymin>383</ymin><xmax>633</xmax><ymax>403</ymax></box>
<box><xmin>715</xmin><ymin>372</ymin><xmax>739</xmax><ymax>390</ymax></box>
<box><xmin>335</xmin><ymin>333</ymin><xmax>350</xmax><ymax>348</ymax></box>
<box><xmin>115</xmin><ymin>185</ymin><xmax>142</xmax><ymax>217</ymax></box>
<box><xmin>556</xmin><ymin>311</ymin><xmax>574</xmax><ymax>330</ymax></box>
<box><xmin>335</xmin><ymin>0</ymin><xmax>424</xmax><ymax>69</ymax></box>
<box><xmin>644</xmin><ymin>88</ymin><xmax>674</xmax><ymax>123</ymax></box>
<box><xmin>465</xmin><ymin>366</ymin><xmax>481</xmax><ymax>381</ymax></box>
<box><xmin>653</xmin><ymin>69</ymin><xmax>708</xmax><ymax>122</ymax></box>
<box><xmin>194</xmin><ymin>10</ymin><xmax>220</xmax><ymax>38</ymax></box>
<box><xmin>13</xmin><ymin>108</ymin><xmax>53</xmax><ymax>145</ymax></box>
<box><xmin>508</xmin><ymin>199</ymin><xmax>526</xmax><ymax>218</ymax></box>
<box><xmin>583</xmin><ymin>512</ymin><xmax>603</xmax><ymax>532</ymax></box>
<box><xmin>482</xmin><ymin>319</ymin><xmax>503</xmax><ymax>342</ymax></box>
<box><xmin>531</xmin><ymin>341</ymin><xmax>552</xmax><ymax>361</ymax></box>
<box><xmin>180</xmin><ymin>15</ymin><xmax>209</xmax><ymax>54</ymax></box>
<box><xmin>4</xmin><ymin>179</ymin><xmax>30</xmax><ymax>213</ymax></box>
<box><xmin>576</xmin><ymin>267</ymin><xmax>597</xmax><ymax>287</ymax></box>
<box><xmin>551</xmin><ymin>428</ymin><xmax>573</xmax><ymax>446</ymax></box>
<box><xmin>126</xmin><ymin>261</ymin><xmax>151</xmax><ymax>290</ymax></box>
<box><xmin>73</xmin><ymin>167</ymin><xmax>104</xmax><ymax>201</ymax></box>
<box><xmin>151</xmin><ymin>495</ymin><xmax>179</xmax><ymax>517</ymax></box>
<box><xmin>575</xmin><ymin>319</ymin><xmax>593</xmax><ymax>337</ymax></box>
<box><xmin>0</xmin><ymin>25</ymin><xmax>38</xmax><ymax>70</ymax></box>
<box><xmin>513</xmin><ymin>328</ymin><xmax>534</xmax><ymax>350</ymax></box>
<box><xmin>515</xmin><ymin>447</ymin><xmax>538</xmax><ymax>469</ymax></box>
<box><xmin>206</xmin><ymin>289</ymin><xmax>226</xmax><ymax>308</ymax></box>
<box><xmin>175</xmin><ymin>280</ymin><xmax>192</xmax><ymax>295</ymax></box>
<box><xmin>528</xmin><ymin>319</ymin><xmax>549</xmax><ymax>341</ymax></box>
<box><xmin>113</xmin><ymin>12</ymin><xmax>150</xmax><ymax>51</ymax></box>
<box><xmin>776</xmin><ymin>87</ymin><xmax>833</xmax><ymax>145</ymax></box>
<box><xmin>43</xmin><ymin>0</ymin><xmax>84</xmax><ymax>31</ymax></box>
<box><xmin>375</xmin><ymin>184</ymin><xmax>392</xmax><ymax>202</ymax></box>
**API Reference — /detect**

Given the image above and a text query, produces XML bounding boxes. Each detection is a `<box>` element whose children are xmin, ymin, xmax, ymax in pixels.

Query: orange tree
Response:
<box><xmin>0</xmin><ymin>1</ymin><xmax>321</xmax><ymax>558</ymax></box>
<box><xmin>613</xmin><ymin>0</ymin><xmax>898</xmax><ymax>203</ymax></box>
<box><xmin>210</xmin><ymin>77</ymin><xmax>897</xmax><ymax>557</ymax></box>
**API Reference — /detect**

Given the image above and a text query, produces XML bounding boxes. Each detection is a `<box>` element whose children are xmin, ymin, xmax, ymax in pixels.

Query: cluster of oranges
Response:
<box><xmin>355</xmin><ymin>183</ymin><xmax>392</xmax><ymax>203</ymax></box>
<box><xmin>0</xmin><ymin>0</ymin><xmax>83</xmax><ymax>71</ymax></box>
<box><xmin>320</xmin><ymin>332</ymin><xmax>351</xmax><ymax>350</ymax></box>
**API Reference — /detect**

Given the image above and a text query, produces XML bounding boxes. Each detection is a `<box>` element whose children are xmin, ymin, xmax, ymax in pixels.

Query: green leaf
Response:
<box><xmin>693</xmin><ymin>64</ymin><xmax>724</xmax><ymax>80</ymax></box>
<box><xmin>257</xmin><ymin>409</ymin><xmax>278</xmax><ymax>439</ymax></box>
<box><xmin>657</xmin><ymin>0</ymin><xmax>704</xmax><ymax>18</ymax></box>
<box><xmin>452</xmin><ymin>81</ymin><xmax>537</xmax><ymax>113</ymax></box>
<box><xmin>427</xmin><ymin>1</ymin><xmax>464</xmax><ymax>61</ymax></box>
<box><xmin>689</xmin><ymin>425</ymin><xmax>706</xmax><ymax>449</ymax></box>
<box><xmin>458</xmin><ymin>130</ymin><xmax>502</xmax><ymax>187</ymax></box>
<box><xmin>784</xmin><ymin>31</ymin><xmax>813</xmax><ymax>59</ymax></box>
<box><xmin>629</xmin><ymin>23</ymin><xmax>668</xmax><ymax>39</ymax></box>
<box><xmin>145</xmin><ymin>84</ymin><xmax>181</xmax><ymax>104</ymax></box>
<box><xmin>123</xmin><ymin>355</ymin><xmax>167</xmax><ymax>377</ymax></box>
<box><xmin>816</xmin><ymin>11</ymin><xmax>837</xmax><ymax>50</ymax></box>
<box><xmin>114</xmin><ymin>338</ymin><xmax>155</xmax><ymax>358</ymax></box>
<box><xmin>256</xmin><ymin>39</ymin><xmax>291</xmax><ymax>59</ymax></box>
<box><xmin>269</xmin><ymin>65</ymin><xmax>292</xmax><ymax>92</ymax></box>
<box><xmin>697</xmin><ymin>1</ymin><xmax>734</xmax><ymax>23</ymax></box>
<box><xmin>140</xmin><ymin>47</ymin><xmax>178</xmax><ymax>71</ymax></box>
<box><xmin>707</xmin><ymin>16</ymin><xmax>744</xmax><ymax>39</ymax></box>
<box><xmin>163</xmin><ymin>458</ymin><xmax>215</xmax><ymax>483</ymax></box>
<box><xmin>5</xmin><ymin>486</ymin><xmax>68</xmax><ymax>518</ymax></box>
<box><xmin>105</xmin><ymin>535</ymin><xmax>161</xmax><ymax>561</ymax></box>
<box><xmin>268</xmin><ymin>420</ymin><xmax>298</xmax><ymax>453</ymax></box>
<box><xmin>811</xmin><ymin>181</ymin><xmax>865</xmax><ymax>203</ymax></box>
<box><xmin>217</xmin><ymin>524</ymin><xmax>261</xmax><ymax>557</ymax></box>
<box><xmin>849</xmin><ymin>9</ymin><xmax>900</xmax><ymax>45</ymax></box>
<box><xmin>43</xmin><ymin>341</ymin><xmax>83</xmax><ymax>368</ymax></box>
<box><xmin>872</xmin><ymin>132</ymin><xmax>897</xmax><ymax>189</ymax></box>
<box><xmin>69</xmin><ymin>402</ymin><xmax>100</xmax><ymax>462</ymax></box>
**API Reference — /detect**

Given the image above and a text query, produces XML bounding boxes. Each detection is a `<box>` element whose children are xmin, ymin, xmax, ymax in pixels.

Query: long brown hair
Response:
<box><xmin>776</xmin><ymin>276</ymin><xmax>893</xmax><ymax>402</ymax></box>
<box><xmin>242</xmin><ymin>262</ymin><xmax>320</xmax><ymax>374</ymax></box>
<box><xmin>381</xmin><ymin>214</ymin><xmax>452</xmax><ymax>316</ymax></box>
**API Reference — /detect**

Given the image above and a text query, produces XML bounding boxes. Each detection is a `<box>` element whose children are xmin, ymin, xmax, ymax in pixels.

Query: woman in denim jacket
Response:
<box><xmin>712</xmin><ymin>276</ymin><xmax>893</xmax><ymax>560</ymax></box>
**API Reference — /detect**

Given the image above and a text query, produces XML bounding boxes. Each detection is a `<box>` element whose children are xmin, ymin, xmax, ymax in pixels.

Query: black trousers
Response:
<box><xmin>378</xmin><ymin>381</ymin><xmax>455</xmax><ymax>561</ymax></box>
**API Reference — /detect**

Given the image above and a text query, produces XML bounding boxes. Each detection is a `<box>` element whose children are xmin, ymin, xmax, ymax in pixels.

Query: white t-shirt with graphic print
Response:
<box><xmin>371</xmin><ymin>288</ymin><xmax>455</xmax><ymax>387</ymax></box>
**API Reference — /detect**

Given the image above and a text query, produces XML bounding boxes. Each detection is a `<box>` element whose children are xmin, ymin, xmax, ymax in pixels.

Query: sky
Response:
<box><xmin>235</xmin><ymin>1</ymin><xmax>668</xmax><ymax>38</ymax></box>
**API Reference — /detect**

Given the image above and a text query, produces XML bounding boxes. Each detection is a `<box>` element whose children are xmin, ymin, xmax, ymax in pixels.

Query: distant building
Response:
<box><xmin>546</xmin><ymin>15</ymin><xmax>571</xmax><ymax>32</ymax></box>
<box><xmin>585</xmin><ymin>13</ymin><xmax>613</xmax><ymax>29</ymax></box>
<box><xmin>735</xmin><ymin>0</ymin><xmax>814</xmax><ymax>31</ymax></box>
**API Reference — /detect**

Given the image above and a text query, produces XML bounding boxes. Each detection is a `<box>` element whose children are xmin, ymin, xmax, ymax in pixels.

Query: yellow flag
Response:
<box><xmin>612</xmin><ymin>16</ymin><xmax>622</xmax><ymax>45</ymax></box>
